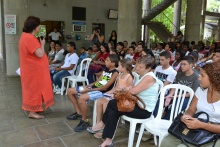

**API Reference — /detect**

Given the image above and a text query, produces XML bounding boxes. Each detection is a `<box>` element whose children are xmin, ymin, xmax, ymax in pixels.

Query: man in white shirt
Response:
<box><xmin>52</xmin><ymin>42</ymin><xmax>79</xmax><ymax>94</ymax></box>
<box><xmin>48</xmin><ymin>28</ymin><xmax>61</xmax><ymax>42</ymax></box>
<box><xmin>153</xmin><ymin>51</ymin><xmax>177</xmax><ymax>117</ymax></box>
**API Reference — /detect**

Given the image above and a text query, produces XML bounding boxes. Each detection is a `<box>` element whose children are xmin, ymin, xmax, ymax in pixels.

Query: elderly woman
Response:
<box><xmin>19</xmin><ymin>16</ymin><xmax>54</xmax><ymax>119</ymax></box>
<box><xmin>94</xmin><ymin>55</ymin><xmax>160</xmax><ymax>147</ymax></box>
<box><xmin>161</xmin><ymin>61</ymin><xmax>220</xmax><ymax>147</ymax></box>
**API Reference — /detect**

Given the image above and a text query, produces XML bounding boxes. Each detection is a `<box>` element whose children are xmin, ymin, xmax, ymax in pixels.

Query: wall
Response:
<box><xmin>3</xmin><ymin>0</ymin><xmax>118</xmax><ymax>76</ymax></box>
<box><xmin>29</xmin><ymin>0</ymin><xmax>118</xmax><ymax>50</ymax></box>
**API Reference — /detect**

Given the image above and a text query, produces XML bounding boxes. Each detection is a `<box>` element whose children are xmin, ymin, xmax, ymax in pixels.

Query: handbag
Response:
<box><xmin>168</xmin><ymin>111</ymin><xmax>220</xmax><ymax>147</ymax></box>
<box><xmin>89</xmin><ymin>63</ymin><xmax>104</xmax><ymax>73</ymax></box>
<box><xmin>114</xmin><ymin>90</ymin><xmax>146</xmax><ymax>112</ymax></box>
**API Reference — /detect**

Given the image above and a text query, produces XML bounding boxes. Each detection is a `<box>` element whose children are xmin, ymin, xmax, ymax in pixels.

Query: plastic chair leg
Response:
<box><xmin>65</xmin><ymin>79</ymin><xmax>70</xmax><ymax>95</ymax></box>
<box><xmin>135</xmin><ymin>123</ymin><xmax>145</xmax><ymax>147</ymax></box>
<box><xmin>128</xmin><ymin>121</ymin><xmax>137</xmax><ymax>147</ymax></box>
<box><xmin>93</xmin><ymin>100</ymin><xmax>97</xmax><ymax>126</ymax></box>
<box><xmin>61</xmin><ymin>78</ymin><xmax>65</xmax><ymax>95</ymax></box>
<box><xmin>154</xmin><ymin>135</ymin><xmax>158</xmax><ymax>146</ymax></box>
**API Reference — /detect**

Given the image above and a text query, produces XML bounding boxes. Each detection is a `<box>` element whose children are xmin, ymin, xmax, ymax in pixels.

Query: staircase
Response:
<box><xmin>145</xmin><ymin>21</ymin><xmax>170</xmax><ymax>42</ymax></box>
<box><xmin>142</xmin><ymin>0</ymin><xmax>178</xmax><ymax>42</ymax></box>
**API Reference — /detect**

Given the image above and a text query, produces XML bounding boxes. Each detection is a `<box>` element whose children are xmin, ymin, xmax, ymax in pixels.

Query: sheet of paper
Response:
<box><xmin>16</xmin><ymin>68</ymin><xmax>20</xmax><ymax>76</ymax></box>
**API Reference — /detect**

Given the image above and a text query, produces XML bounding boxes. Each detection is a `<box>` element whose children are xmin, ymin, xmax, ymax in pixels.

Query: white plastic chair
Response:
<box><xmin>120</xmin><ymin>79</ymin><xmax>164</xmax><ymax>147</ymax></box>
<box><xmin>60</xmin><ymin>58</ymin><xmax>92</xmax><ymax>95</ymax></box>
<box><xmin>136</xmin><ymin>84</ymin><xmax>194</xmax><ymax>147</ymax></box>
<box><xmin>92</xmin><ymin>72</ymin><xmax>139</xmax><ymax>126</ymax></box>
<box><xmin>154</xmin><ymin>54</ymin><xmax>160</xmax><ymax>65</ymax></box>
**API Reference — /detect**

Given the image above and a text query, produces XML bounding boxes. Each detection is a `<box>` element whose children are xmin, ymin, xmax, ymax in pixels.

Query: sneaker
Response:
<box><xmin>53</xmin><ymin>85</ymin><xmax>58</xmax><ymax>92</ymax></box>
<box><xmin>55</xmin><ymin>87</ymin><xmax>65</xmax><ymax>94</ymax></box>
<box><xmin>66</xmin><ymin>112</ymin><xmax>82</xmax><ymax>120</ymax></box>
<box><xmin>74</xmin><ymin>119</ymin><xmax>90</xmax><ymax>132</ymax></box>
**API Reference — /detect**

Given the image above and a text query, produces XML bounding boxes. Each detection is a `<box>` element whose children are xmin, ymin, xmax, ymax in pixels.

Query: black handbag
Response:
<box><xmin>168</xmin><ymin>111</ymin><xmax>220</xmax><ymax>147</ymax></box>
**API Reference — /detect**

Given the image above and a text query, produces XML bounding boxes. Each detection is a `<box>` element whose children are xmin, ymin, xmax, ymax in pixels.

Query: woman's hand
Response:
<box><xmin>40</xmin><ymin>37</ymin><xmax>45</xmax><ymax>46</ymax></box>
<box><xmin>181</xmin><ymin>115</ymin><xmax>202</xmax><ymax>129</ymax></box>
<box><xmin>55</xmin><ymin>67</ymin><xmax>61</xmax><ymax>71</ymax></box>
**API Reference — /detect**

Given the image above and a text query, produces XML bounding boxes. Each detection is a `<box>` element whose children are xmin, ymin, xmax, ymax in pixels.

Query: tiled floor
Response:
<box><xmin>0</xmin><ymin>59</ymin><xmax>157</xmax><ymax>147</ymax></box>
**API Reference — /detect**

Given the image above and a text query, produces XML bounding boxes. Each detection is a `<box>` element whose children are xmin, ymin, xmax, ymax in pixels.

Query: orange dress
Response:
<box><xmin>19</xmin><ymin>32</ymin><xmax>54</xmax><ymax>112</ymax></box>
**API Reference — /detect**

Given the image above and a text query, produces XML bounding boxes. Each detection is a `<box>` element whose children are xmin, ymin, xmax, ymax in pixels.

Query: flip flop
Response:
<box><xmin>97</xmin><ymin>143</ymin><xmax>114</xmax><ymax>147</ymax></box>
<box><xmin>28</xmin><ymin>113</ymin><xmax>45</xmax><ymax>119</ymax></box>
<box><xmin>87</xmin><ymin>127</ymin><xmax>103</xmax><ymax>134</ymax></box>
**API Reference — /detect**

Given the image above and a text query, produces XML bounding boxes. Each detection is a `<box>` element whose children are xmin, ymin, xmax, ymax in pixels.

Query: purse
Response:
<box><xmin>114</xmin><ymin>90</ymin><xmax>146</xmax><ymax>112</ymax></box>
<box><xmin>168</xmin><ymin>111</ymin><xmax>220</xmax><ymax>147</ymax></box>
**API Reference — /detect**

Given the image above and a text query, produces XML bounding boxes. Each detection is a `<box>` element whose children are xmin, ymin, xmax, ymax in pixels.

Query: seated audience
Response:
<box><xmin>164</xmin><ymin>42</ymin><xmax>175</xmax><ymax>61</ymax></box>
<box><xmin>124</xmin><ymin>46</ymin><xmax>135</xmax><ymax>61</ymax></box>
<box><xmin>156</xmin><ymin>43</ymin><xmax>165</xmax><ymax>54</ymax></box>
<box><xmin>87</xmin><ymin>59</ymin><xmax>134</xmax><ymax>137</ymax></box>
<box><xmin>91</xmin><ymin>43</ymin><xmax>100</xmax><ymax>61</ymax></box>
<box><xmin>132</xmin><ymin>42</ymin><xmax>144</xmax><ymax>65</ymax></box>
<box><xmin>87</xmin><ymin>47</ymin><xmax>93</xmax><ymax>58</ymax></box>
<box><xmin>87</xmin><ymin>43</ymin><xmax>110</xmax><ymax>84</ymax></box>
<box><xmin>48</xmin><ymin>41</ymin><xmax>56</xmax><ymax>64</ymax></box>
<box><xmin>49</xmin><ymin>42</ymin><xmax>64</xmax><ymax>70</ymax></box>
<box><xmin>78</xmin><ymin>47</ymin><xmax>88</xmax><ymax>64</ymax></box>
<box><xmin>161</xmin><ymin>61</ymin><xmax>220</xmax><ymax>147</ymax></box>
<box><xmin>171</xmin><ymin>49</ymin><xmax>185</xmax><ymax>71</ymax></box>
<box><xmin>93</xmin><ymin>55</ymin><xmax>160</xmax><ymax>147</ymax></box>
<box><xmin>66</xmin><ymin>54</ymin><xmax>119</xmax><ymax>132</ymax></box>
<box><xmin>52</xmin><ymin>42</ymin><xmax>79</xmax><ymax>94</ymax></box>
<box><xmin>163</xmin><ymin>56</ymin><xmax>200</xmax><ymax>120</ymax></box>
<box><xmin>116</xmin><ymin>42</ymin><xmax>125</xmax><ymax>59</ymax></box>
<box><xmin>153</xmin><ymin>51</ymin><xmax>177</xmax><ymax>117</ymax></box>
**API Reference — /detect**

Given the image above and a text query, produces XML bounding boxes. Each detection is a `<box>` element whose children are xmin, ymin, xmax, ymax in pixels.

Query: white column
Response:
<box><xmin>185</xmin><ymin>0</ymin><xmax>203</xmax><ymax>42</ymax></box>
<box><xmin>118</xmin><ymin>0</ymin><xmax>142</xmax><ymax>43</ymax></box>
<box><xmin>143</xmin><ymin>0</ymin><xmax>151</xmax><ymax>48</ymax></box>
<box><xmin>201</xmin><ymin>0</ymin><xmax>207</xmax><ymax>40</ymax></box>
<box><xmin>172</xmin><ymin>0</ymin><xmax>182</xmax><ymax>36</ymax></box>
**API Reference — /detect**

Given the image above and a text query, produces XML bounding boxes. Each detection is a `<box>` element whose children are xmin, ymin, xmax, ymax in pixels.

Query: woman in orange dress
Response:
<box><xmin>19</xmin><ymin>16</ymin><xmax>54</xmax><ymax>119</ymax></box>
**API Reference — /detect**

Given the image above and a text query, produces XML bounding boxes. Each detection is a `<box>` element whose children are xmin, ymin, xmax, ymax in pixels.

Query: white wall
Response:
<box><xmin>3</xmin><ymin>0</ymin><xmax>118</xmax><ymax>76</ymax></box>
<box><xmin>29</xmin><ymin>0</ymin><xmax>118</xmax><ymax>50</ymax></box>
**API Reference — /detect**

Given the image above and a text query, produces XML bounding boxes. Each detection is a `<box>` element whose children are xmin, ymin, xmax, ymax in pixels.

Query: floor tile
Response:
<box><xmin>14</xmin><ymin>117</ymin><xmax>48</xmax><ymax>130</ymax></box>
<box><xmin>34</xmin><ymin>122</ymin><xmax>73</xmax><ymax>140</ymax></box>
<box><xmin>22</xmin><ymin>138</ymin><xmax>65</xmax><ymax>147</ymax></box>
<box><xmin>0</xmin><ymin>128</ymin><xmax>39</xmax><ymax>147</ymax></box>
<box><xmin>0</xmin><ymin>118</ymin><xmax>15</xmax><ymax>133</ymax></box>
<box><xmin>61</xmin><ymin>132</ymin><xmax>102</xmax><ymax>147</ymax></box>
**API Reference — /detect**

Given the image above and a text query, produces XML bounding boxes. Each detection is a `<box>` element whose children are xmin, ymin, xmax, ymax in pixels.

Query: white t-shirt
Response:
<box><xmin>155</xmin><ymin>49</ymin><xmax>165</xmax><ymax>55</ymax></box>
<box><xmin>53</xmin><ymin>49</ymin><xmax>64</xmax><ymax>62</ymax></box>
<box><xmin>195</xmin><ymin>87</ymin><xmax>220</xmax><ymax>123</ymax></box>
<box><xmin>124</xmin><ymin>54</ymin><xmax>134</xmax><ymax>61</ymax></box>
<box><xmin>61</xmin><ymin>53</ymin><xmax>79</xmax><ymax>75</ymax></box>
<box><xmin>49</xmin><ymin>32</ymin><xmax>61</xmax><ymax>41</ymax></box>
<box><xmin>154</xmin><ymin>66</ymin><xmax>177</xmax><ymax>83</ymax></box>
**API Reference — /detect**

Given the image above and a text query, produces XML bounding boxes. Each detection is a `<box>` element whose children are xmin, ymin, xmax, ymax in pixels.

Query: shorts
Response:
<box><xmin>88</xmin><ymin>91</ymin><xmax>103</xmax><ymax>101</ymax></box>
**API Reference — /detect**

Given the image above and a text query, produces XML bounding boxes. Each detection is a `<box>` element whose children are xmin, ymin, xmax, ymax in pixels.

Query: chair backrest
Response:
<box><xmin>154</xmin><ymin>54</ymin><xmax>160</xmax><ymax>65</ymax></box>
<box><xmin>156</xmin><ymin>84</ymin><xmax>194</xmax><ymax>121</ymax></box>
<box><xmin>132</xmin><ymin>72</ymin><xmax>139</xmax><ymax>84</ymax></box>
<box><xmin>77</xmin><ymin>58</ymin><xmax>92</xmax><ymax>77</ymax></box>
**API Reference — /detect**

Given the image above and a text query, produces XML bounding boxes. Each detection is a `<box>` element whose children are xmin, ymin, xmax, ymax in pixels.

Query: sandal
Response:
<box><xmin>94</xmin><ymin>131</ymin><xmax>103</xmax><ymax>139</ymax></box>
<box><xmin>28</xmin><ymin>113</ymin><xmax>45</xmax><ymax>119</ymax></box>
<box><xmin>87</xmin><ymin>127</ymin><xmax>103</xmax><ymax>134</ymax></box>
<box><xmin>97</xmin><ymin>143</ymin><xmax>114</xmax><ymax>147</ymax></box>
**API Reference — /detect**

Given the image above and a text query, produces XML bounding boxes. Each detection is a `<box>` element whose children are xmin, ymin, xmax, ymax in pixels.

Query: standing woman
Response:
<box><xmin>19</xmin><ymin>16</ymin><xmax>54</xmax><ymax>119</ymax></box>
<box><xmin>108</xmin><ymin>30</ymin><xmax>117</xmax><ymax>48</ymax></box>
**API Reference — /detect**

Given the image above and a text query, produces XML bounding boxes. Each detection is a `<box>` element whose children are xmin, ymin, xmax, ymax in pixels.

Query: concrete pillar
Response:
<box><xmin>185</xmin><ymin>0</ymin><xmax>203</xmax><ymax>42</ymax></box>
<box><xmin>118</xmin><ymin>0</ymin><xmax>142</xmax><ymax>43</ymax></box>
<box><xmin>4</xmin><ymin>0</ymin><xmax>29</xmax><ymax>76</ymax></box>
<box><xmin>0</xmin><ymin>0</ymin><xmax>4</xmax><ymax>59</ymax></box>
<box><xmin>143</xmin><ymin>0</ymin><xmax>151</xmax><ymax>48</ymax></box>
<box><xmin>217</xmin><ymin>19</ymin><xmax>220</xmax><ymax>41</ymax></box>
<box><xmin>201</xmin><ymin>0</ymin><xmax>207</xmax><ymax>40</ymax></box>
<box><xmin>172</xmin><ymin>0</ymin><xmax>182</xmax><ymax>36</ymax></box>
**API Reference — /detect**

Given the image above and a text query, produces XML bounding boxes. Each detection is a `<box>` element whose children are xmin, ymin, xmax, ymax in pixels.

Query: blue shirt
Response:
<box><xmin>78</xmin><ymin>53</ymin><xmax>88</xmax><ymax>63</ymax></box>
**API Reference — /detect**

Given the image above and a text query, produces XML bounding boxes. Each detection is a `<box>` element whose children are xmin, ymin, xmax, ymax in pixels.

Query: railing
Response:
<box><xmin>152</xmin><ymin>12</ymin><xmax>177</xmax><ymax>33</ymax></box>
<box><xmin>143</xmin><ymin>0</ymin><xmax>177</xmax><ymax>33</ymax></box>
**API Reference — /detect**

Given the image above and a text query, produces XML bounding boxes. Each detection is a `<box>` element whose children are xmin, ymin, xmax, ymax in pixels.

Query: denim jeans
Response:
<box><xmin>163</xmin><ymin>97</ymin><xmax>189</xmax><ymax>120</ymax></box>
<box><xmin>52</xmin><ymin>70</ymin><xmax>70</xmax><ymax>88</ymax></box>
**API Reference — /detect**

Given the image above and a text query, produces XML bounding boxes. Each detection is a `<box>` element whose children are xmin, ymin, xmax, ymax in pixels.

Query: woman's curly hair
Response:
<box><xmin>202</xmin><ymin>61</ymin><xmax>220</xmax><ymax>92</ymax></box>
